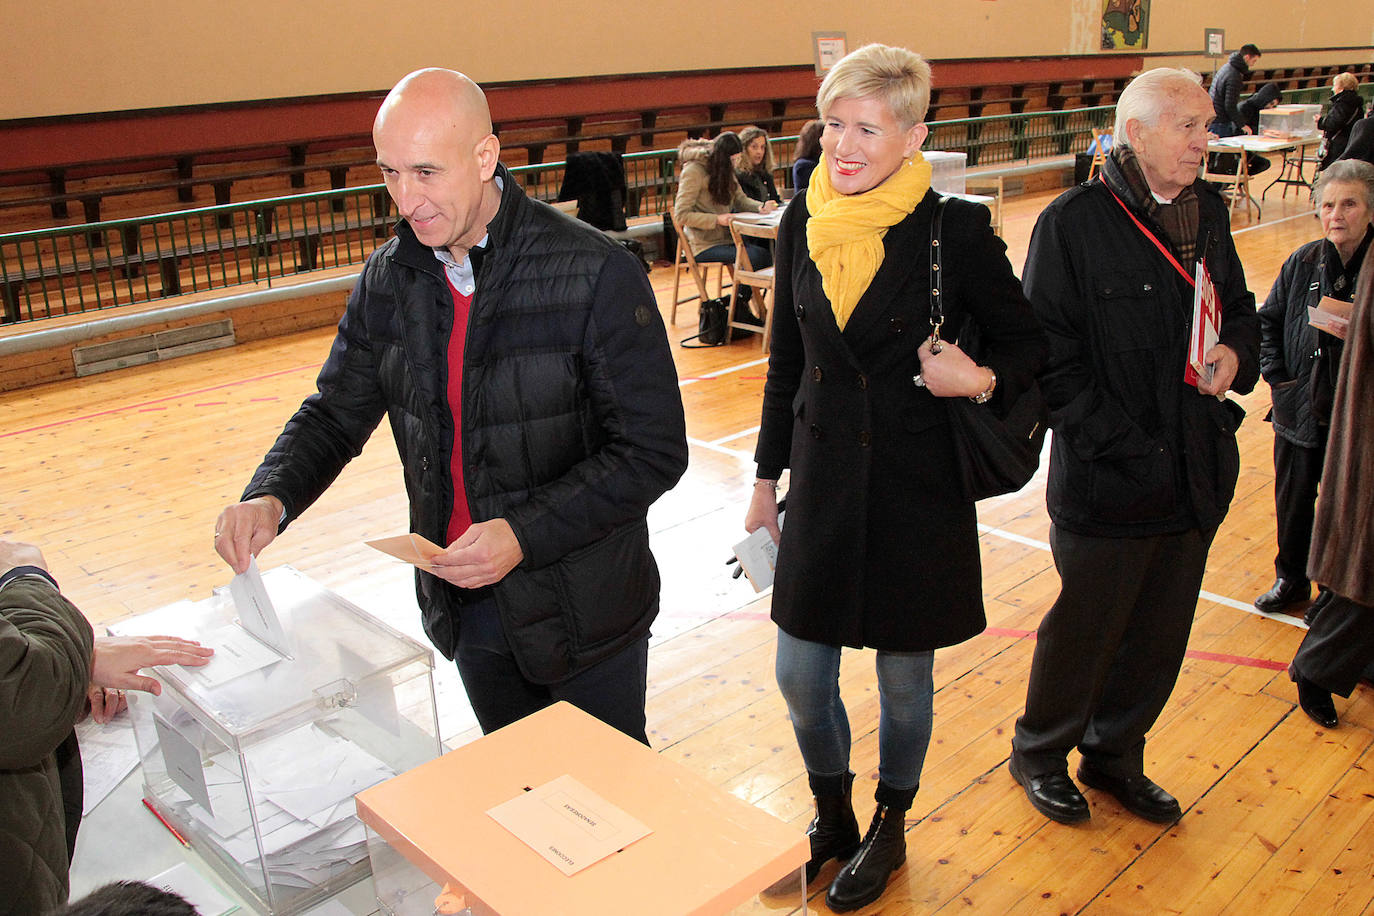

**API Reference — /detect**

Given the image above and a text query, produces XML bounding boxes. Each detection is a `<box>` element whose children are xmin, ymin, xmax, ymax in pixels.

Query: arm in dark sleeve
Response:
<box><xmin>503</xmin><ymin>249</ymin><xmax>688</xmax><ymax>568</ymax></box>
<box><xmin>1258</xmin><ymin>250</ymin><xmax>1299</xmax><ymax>384</ymax></box>
<box><xmin>754</xmin><ymin>201</ymin><xmax>805</xmax><ymax>479</ymax></box>
<box><xmin>0</xmin><ymin>579</ymin><xmax>94</xmax><ymax>768</ymax></box>
<box><xmin>1023</xmin><ymin>202</ymin><xmax>1156</xmax><ymax>461</ymax></box>
<box><xmin>1214</xmin><ymin>224</ymin><xmax>1261</xmax><ymax>394</ymax></box>
<box><xmin>948</xmin><ymin>200</ymin><xmax>1048</xmax><ymax>407</ymax></box>
<box><xmin>1223</xmin><ymin>76</ymin><xmax>1244</xmax><ymax>127</ymax></box>
<box><xmin>242</xmin><ymin>269</ymin><xmax>390</xmax><ymax>528</ymax></box>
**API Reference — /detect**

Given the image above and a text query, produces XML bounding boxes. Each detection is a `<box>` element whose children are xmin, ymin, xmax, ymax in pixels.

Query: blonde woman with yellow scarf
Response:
<box><xmin>744</xmin><ymin>44</ymin><xmax>1046</xmax><ymax>911</ymax></box>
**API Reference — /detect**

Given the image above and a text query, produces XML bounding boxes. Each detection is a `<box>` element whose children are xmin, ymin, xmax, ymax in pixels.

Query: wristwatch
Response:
<box><xmin>970</xmin><ymin>368</ymin><xmax>998</xmax><ymax>404</ymax></box>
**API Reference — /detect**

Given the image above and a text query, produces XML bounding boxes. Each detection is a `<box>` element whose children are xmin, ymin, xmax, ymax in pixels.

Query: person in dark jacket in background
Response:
<box><xmin>1318</xmin><ymin>73</ymin><xmax>1366</xmax><ymax>170</ymax></box>
<box><xmin>791</xmin><ymin>119</ymin><xmax>824</xmax><ymax>192</ymax></box>
<box><xmin>214</xmin><ymin>69</ymin><xmax>688</xmax><ymax>744</ymax></box>
<box><xmin>1338</xmin><ymin>115</ymin><xmax>1374</xmax><ymax>164</ymax></box>
<box><xmin>1011</xmin><ymin>68</ymin><xmax>1260</xmax><ymax>827</ymax></box>
<box><xmin>1209</xmin><ymin>44</ymin><xmax>1262</xmax><ymax>136</ymax></box>
<box><xmin>1255</xmin><ymin>161</ymin><xmax>1374</xmax><ymax>615</ymax></box>
<box><xmin>1</xmin><ymin>540</ymin><xmax>210</xmax><ymax>916</ymax></box>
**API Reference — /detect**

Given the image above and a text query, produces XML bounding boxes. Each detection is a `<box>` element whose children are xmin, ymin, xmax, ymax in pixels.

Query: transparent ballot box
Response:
<box><xmin>109</xmin><ymin>565</ymin><xmax>441</xmax><ymax>915</ymax></box>
<box><xmin>926</xmin><ymin>150</ymin><xmax>968</xmax><ymax>195</ymax></box>
<box><xmin>356</xmin><ymin>702</ymin><xmax>809</xmax><ymax>916</ymax></box>
<box><xmin>1260</xmin><ymin>104</ymin><xmax>1322</xmax><ymax>138</ymax></box>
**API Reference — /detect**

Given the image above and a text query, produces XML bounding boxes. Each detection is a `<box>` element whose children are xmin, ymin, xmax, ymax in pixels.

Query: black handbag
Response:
<box><xmin>680</xmin><ymin>296</ymin><xmax>729</xmax><ymax>348</ymax></box>
<box><xmin>926</xmin><ymin>196</ymin><xmax>1048</xmax><ymax>500</ymax></box>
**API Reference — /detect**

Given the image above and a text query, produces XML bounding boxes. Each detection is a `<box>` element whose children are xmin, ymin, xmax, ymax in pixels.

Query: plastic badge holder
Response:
<box><xmin>110</xmin><ymin>565</ymin><xmax>441</xmax><ymax>915</ymax></box>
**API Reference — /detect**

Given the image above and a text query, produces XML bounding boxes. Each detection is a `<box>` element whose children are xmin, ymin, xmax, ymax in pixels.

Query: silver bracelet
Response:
<box><xmin>754</xmin><ymin>479</ymin><xmax>779</xmax><ymax>490</ymax></box>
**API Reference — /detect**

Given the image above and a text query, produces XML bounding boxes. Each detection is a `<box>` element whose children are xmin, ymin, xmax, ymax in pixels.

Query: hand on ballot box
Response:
<box><xmin>87</xmin><ymin>635</ymin><xmax>214</xmax><ymax>723</ymax></box>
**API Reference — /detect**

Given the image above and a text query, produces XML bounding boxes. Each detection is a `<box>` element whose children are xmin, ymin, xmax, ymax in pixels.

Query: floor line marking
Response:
<box><xmin>687</xmin><ymin>436</ymin><xmax>753</xmax><ymax>460</ymax></box>
<box><xmin>983</xmin><ymin>627</ymin><xmax>1286</xmax><ymax>670</ymax></box>
<box><xmin>1</xmin><ymin>362</ymin><xmax>321</xmax><ymax>439</ymax></box>
<box><xmin>1232</xmin><ymin>208</ymin><xmax>1314</xmax><ymax>236</ymax></box>
<box><xmin>679</xmin><ymin>356</ymin><xmax>770</xmax><ymax>387</ymax></box>
<box><xmin>710</xmin><ymin>426</ymin><xmax>760</xmax><ymax>447</ymax></box>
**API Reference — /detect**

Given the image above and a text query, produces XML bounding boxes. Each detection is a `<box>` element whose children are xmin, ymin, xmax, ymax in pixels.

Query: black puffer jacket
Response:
<box><xmin>246</xmin><ymin>165</ymin><xmax>688</xmax><ymax>683</ymax></box>
<box><xmin>1023</xmin><ymin>155</ymin><xmax>1260</xmax><ymax>538</ymax></box>
<box><xmin>1210</xmin><ymin>52</ymin><xmax>1252</xmax><ymax>131</ymax></box>
<box><xmin>1259</xmin><ymin>232</ymin><xmax>1369</xmax><ymax>447</ymax></box>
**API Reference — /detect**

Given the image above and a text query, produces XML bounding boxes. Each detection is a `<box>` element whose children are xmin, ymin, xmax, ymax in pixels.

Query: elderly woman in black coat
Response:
<box><xmin>744</xmin><ymin>43</ymin><xmax>1046</xmax><ymax>912</ymax></box>
<box><xmin>1319</xmin><ymin>72</ymin><xmax>1366</xmax><ymax>170</ymax></box>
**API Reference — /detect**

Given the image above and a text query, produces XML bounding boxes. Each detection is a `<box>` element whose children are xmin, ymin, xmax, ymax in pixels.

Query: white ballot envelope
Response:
<box><xmin>486</xmin><ymin>774</ymin><xmax>652</xmax><ymax>876</ymax></box>
<box><xmin>229</xmin><ymin>557</ymin><xmax>289</xmax><ymax>655</ymax></box>
<box><xmin>732</xmin><ymin>510</ymin><xmax>785</xmax><ymax>592</ymax></box>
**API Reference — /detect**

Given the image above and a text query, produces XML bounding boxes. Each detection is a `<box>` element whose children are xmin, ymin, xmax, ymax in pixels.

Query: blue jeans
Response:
<box><xmin>774</xmin><ymin>629</ymin><xmax>934</xmax><ymax>791</ymax></box>
<box><xmin>694</xmin><ymin>241</ymin><xmax>772</xmax><ymax>269</ymax></box>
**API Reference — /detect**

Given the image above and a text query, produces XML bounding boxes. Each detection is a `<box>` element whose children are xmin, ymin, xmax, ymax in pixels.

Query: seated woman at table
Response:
<box><xmin>674</xmin><ymin>131</ymin><xmax>776</xmax><ymax>273</ymax></box>
<box><xmin>745</xmin><ymin>43</ymin><xmax>1045</xmax><ymax>912</ymax></box>
<box><xmin>736</xmin><ymin>126</ymin><xmax>782</xmax><ymax>205</ymax></box>
<box><xmin>1318</xmin><ymin>72</ymin><xmax>1366</xmax><ymax>170</ymax></box>
<box><xmin>791</xmin><ymin>119</ymin><xmax>824</xmax><ymax>192</ymax></box>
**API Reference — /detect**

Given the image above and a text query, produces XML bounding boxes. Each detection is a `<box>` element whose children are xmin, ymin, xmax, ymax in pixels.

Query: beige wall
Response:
<box><xmin>2</xmin><ymin>0</ymin><xmax>1368</xmax><ymax>121</ymax></box>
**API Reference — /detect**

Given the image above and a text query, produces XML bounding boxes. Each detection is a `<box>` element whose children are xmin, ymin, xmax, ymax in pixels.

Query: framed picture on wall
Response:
<box><xmin>813</xmin><ymin>32</ymin><xmax>847</xmax><ymax>76</ymax></box>
<box><xmin>1101</xmin><ymin>0</ymin><xmax>1148</xmax><ymax>50</ymax></box>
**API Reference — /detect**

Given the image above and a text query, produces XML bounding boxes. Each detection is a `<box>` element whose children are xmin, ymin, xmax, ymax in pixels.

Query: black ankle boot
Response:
<box><xmin>804</xmin><ymin>771</ymin><xmax>860</xmax><ymax>883</ymax></box>
<box><xmin>762</xmin><ymin>771</ymin><xmax>860</xmax><ymax>896</ymax></box>
<box><xmin>825</xmin><ymin>782</ymin><xmax>913</xmax><ymax>912</ymax></box>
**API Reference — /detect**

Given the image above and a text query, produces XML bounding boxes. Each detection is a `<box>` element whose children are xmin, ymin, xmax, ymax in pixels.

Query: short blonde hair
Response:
<box><xmin>738</xmin><ymin>125</ymin><xmax>776</xmax><ymax>174</ymax></box>
<box><xmin>816</xmin><ymin>43</ymin><xmax>932</xmax><ymax>129</ymax></box>
<box><xmin>1335</xmin><ymin>72</ymin><xmax>1359</xmax><ymax>93</ymax></box>
<box><xmin>1114</xmin><ymin>68</ymin><xmax>1205</xmax><ymax>147</ymax></box>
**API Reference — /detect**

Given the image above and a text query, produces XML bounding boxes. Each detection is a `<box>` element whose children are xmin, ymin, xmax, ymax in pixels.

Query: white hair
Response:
<box><xmin>1114</xmin><ymin>68</ymin><xmax>1205</xmax><ymax>146</ymax></box>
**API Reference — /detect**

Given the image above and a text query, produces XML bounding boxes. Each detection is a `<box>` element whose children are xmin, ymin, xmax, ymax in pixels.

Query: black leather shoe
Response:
<box><xmin>1076</xmin><ymin>763</ymin><xmax>1181</xmax><ymax>823</ymax></box>
<box><xmin>1255</xmin><ymin>578</ymin><xmax>1310</xmax><ymax>613</ymax></box>
<box><xmin>1009</xmin><ymin>755</ymin><xmax>1089</xmax><ymax>824</ymax></box>
<box><xmin>825</xmin><ymin>802</ymin><xmax>907</xmax><ymax>912</ymax></box>
<box><xmin>1290</xmin><ymin>665</ymin><xmax>1338</xmax><ymax>728</ymax></box>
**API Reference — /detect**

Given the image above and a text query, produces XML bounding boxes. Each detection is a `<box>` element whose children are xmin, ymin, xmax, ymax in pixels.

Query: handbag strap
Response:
<box><xmin>928</xmin><ymin>195</ymin><xmax>949</xmax><ymax>343</ymax></box>
<box><xmin>1104</xmin><ymin>183</ymin><xmax>1195</xmax><ymax>289</ymax></box>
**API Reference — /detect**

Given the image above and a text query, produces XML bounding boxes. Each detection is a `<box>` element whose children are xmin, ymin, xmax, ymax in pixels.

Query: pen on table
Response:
<box><xmin>142</xmin><ymin>798</ymin><xmax>190</xmax><ymax>848</ymax></box>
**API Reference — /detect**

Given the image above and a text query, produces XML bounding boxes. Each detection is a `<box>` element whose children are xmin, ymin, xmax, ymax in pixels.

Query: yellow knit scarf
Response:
<box><xmin>805</xmin><ymin>151</ymin><xmax>932</xmax><ymax>330</ymax></box>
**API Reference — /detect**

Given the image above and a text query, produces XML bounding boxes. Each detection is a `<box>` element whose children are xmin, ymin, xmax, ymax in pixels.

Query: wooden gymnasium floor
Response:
<box><xmin>7</xmin><ymin>174</ymin><xmax>1374</xmax><ymax>914</ymax></box>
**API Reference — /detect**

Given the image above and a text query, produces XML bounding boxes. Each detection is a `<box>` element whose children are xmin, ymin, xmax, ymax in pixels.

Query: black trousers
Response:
<box><xmin>1273</xmin><ymin>435</ymin><xmax>1326</xmax><ymax>583</ymax></box>
<box><xmin>454</xmin><ymin>594</ymin><xmax>651</xmax><ymax>744</ymax></box>
<box><xmin>1293</xmin><ymin>594</ymin><xmax>1374</xmax><ymax>697</ymax></box>
<box><xmin>1013</xmin><ymin>525</ymin><xmax>1215</xmax><ymax>779</ymax></box>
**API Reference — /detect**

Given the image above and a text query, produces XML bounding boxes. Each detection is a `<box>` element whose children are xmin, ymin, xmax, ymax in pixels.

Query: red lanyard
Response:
<box><xmin>1105</xmin><ymin>184</ymin><xmax>1196</xmax><ymax>289</ymax></box>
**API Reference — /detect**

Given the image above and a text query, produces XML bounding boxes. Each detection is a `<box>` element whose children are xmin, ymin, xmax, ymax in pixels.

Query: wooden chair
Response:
<box><xmin>1203</xmin><ymin>141</ymin><xmax>1261</xmax><ymax>218</ymax></box>
<box><xmin>669</xmin><ymin>210</ymin><xmax>732</xmax><ymax>326</ymax></box>
<box><xmin>965</xmin><ymin>174</ymin><xmax>1005</xmax><ymax>237</ymax></box>
<box><xmin>728</xmin><ymin>219</ymin><xmax>777</xmax><ymax>352</ymax></box>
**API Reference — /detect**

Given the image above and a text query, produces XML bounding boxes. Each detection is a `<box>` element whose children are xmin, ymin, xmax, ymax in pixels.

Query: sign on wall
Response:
<box><xmin>1101</xmin><ymin>0</ymin><xmax>1148</xmax><ymax>50</ymax></box>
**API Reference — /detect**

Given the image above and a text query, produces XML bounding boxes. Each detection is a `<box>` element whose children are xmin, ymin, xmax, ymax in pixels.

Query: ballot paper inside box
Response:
<box><xmin>109</xmin><ymin>565</ymin><xmax>441</xmax><ymax>916</ymax></box>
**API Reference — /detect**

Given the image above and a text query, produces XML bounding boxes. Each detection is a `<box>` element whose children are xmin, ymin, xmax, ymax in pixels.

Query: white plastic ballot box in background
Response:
<box><xmin>109</xmin><ymin>565</ymin><xmax>441</xmax><ymax>915</ymax></box>
<box><xmin>356</xmin><ymin>701</ymin><xmax>810</xmax><ymax>916</ymax></box>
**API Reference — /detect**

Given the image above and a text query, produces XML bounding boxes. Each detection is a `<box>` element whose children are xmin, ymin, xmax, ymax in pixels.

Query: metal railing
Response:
<box><xmin>1</xmin><ymin>107</ymin><xmax>1110</xmax><ymax>324</ymax></box>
